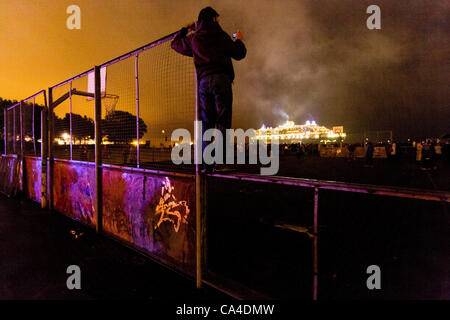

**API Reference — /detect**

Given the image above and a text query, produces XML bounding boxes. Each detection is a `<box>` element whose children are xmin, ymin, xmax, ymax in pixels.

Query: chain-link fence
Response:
<box><xmin>71</xmin><ymin>75</ymin><xmax>96</xmax><ymax>161</ymax></box>
<box><xmin>47</xmin><ymin>35</ymin><xmax>195</xmax><ymax>171</ymax></box>
<box><xmin>52</xmin><ymin>82</ymin><xmax>72</xmax><ymax>161</ymax></box>
<box><xmin>137</xmin><ymin>40</ymin><xmax>195</xmax><ymax>169</ymax></box>
<box><xmin>98</xmin><ymin>39</ymin><xmax>195</xmax><ymax>169</ymax></box>
<box><xmin>50</xmin><ymin>75</ymin><xmax>97</xmax><ymax>162</ymax></box>
<box><xmin>5</xmin><ymin>106</ymin><xmax>16</xmax><ymax>154</ymax></box>
<box><xmin>4</xmin><ymin>91</ymin><xmax>46</xmax><ymax>157</ymax></box>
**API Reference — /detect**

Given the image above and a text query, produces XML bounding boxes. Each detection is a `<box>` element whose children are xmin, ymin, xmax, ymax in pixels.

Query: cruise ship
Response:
<box><xmin>255</xmin><ymin>120</ymin><xmax>346</xmax><ymax>143</ymax></box>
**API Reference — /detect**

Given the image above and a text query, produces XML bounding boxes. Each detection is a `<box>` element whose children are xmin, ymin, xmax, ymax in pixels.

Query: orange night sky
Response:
<box><xmin>1</xmin><ymin>1</ymin><xmax>449</xmax><ymax>139</ymax></box>
<box><xmin>0</xmin><ymin>0</ymin><xmax>210</xmax><ymax>101</ymax></box>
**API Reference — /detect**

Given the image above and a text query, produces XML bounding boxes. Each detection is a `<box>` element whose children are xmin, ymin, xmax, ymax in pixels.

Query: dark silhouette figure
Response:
<box><xmin>365</xmin><ymin>142</ymin><xmax>374</xmax><ymax>166</ymax></box>
<box><xmin>171</xmin><ymin>7</ymin><xmax>247</xmax><ymax>173</ymax></box>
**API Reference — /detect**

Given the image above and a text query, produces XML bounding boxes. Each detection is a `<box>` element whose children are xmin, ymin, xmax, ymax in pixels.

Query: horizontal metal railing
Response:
<box><xmin>6</xmin><ymin>90</ymin><xmax>46</xmax><ymax>111</ymax></box>
<box><xmin>50</xmin><ymin>31</ymin><xmax>178</xmax><ymax>90</ymax></box>
<box><xmin>208</xmin><ymin>171</ymin><xmax>449</xmax><ymax>299</ymax></box>
<box><xmin>212</xmin><ymin>173</ymin><xmax>450</xmax><ymax>203</ymax></box>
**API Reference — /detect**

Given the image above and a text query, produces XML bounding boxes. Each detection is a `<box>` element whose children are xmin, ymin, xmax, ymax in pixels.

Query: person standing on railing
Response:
<box><xmin>171</xmin><ymin>6</ymin><xmax>247</xmax><ymax>174</ymax></box>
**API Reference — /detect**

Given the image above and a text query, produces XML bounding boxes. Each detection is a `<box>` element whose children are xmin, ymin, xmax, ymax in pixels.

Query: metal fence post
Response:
<box><xmin>3</xmin><ymin>108</ymin><xmax>6</xmax><ymax>155</ymax></box>
<box><xmin>32</xmin><ymin>97</ymin><xmax>36</xmax><ymax>155</ymax></box>
<box><xmin>48</xmin><ymin>88</ymin><xmax>54</xmax><ymax>211</ymax></box>
<box><xmin>195</xmin><ymin>72</ymin><xmax>203</xmax><ymax>289</ymax></box>
<box><xmin>202</xmin><ymin>173</ymin><xmax>208</xmax><ymax>279</ymax></box>
<box><xmin>20</xmin><ymin>102</ymin><xmax>23</xmax><ymax>158</ymax></box>
<box><xmin>135</xmin><ymin>54</ymin><xmax>140</xmax><ymax>168</ymax></box>
<box><xmin>69</xmin><ymin>81</ymin><xmax>73</xmax><ymax>160</ymax></box>
<box><xmin>94</xmin><ymin>66</ymin><xmax>103</xmax><ymax>233</ymax></box>
<box><xmin>41</xmin><ymin>99</ymin><xmax>48</xmax><ymax>209</ymax></box>
<box><xmin>13</xmin><ymin>108</ymin><xmax>16</xmax><ymax>154</ymax></box>
<box><xmin>20</xmin><ymin>101</ymin><xmax>25</xmax><ymax>192</ymax></box>
<box><xmin>313</xmin><ymin>187</ymin><xmax>319</xmax><ymax>300</ymax></box>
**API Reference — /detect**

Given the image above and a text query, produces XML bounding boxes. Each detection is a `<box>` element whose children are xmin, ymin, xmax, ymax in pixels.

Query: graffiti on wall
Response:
<box><xmin>155</xmin><ymin>177</ymin><xmax>190</xmax><ymax>233</ymax></box>
<box><xmin>102</xmin><ymin>168</ymin><xmax>196</xmax><ymax>273</ymax></box>
<box><xmin>53</xmin><ymin>161</ymin><xmax>96</xmax><ymax>226</ymax></box>
<box><xmin>52</xmin><ymin>161</ymin><xmax>195</xmax><ymax>274</ymax></box>
<box><xmin>25</xmin><ymin>157</ymin><xmax>41</xmax><ymax>203</ymax></box>
<box><xmin>0</xmin><ymin>156</ymin><xmax>21</xmax><ymax>197</ymax></box>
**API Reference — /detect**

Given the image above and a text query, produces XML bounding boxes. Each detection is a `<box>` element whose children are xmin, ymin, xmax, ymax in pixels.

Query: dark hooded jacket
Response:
<box><xmin>171</xmin><ymin>20</ymin><xmax>247</xmax><ymax>82</ymax></box>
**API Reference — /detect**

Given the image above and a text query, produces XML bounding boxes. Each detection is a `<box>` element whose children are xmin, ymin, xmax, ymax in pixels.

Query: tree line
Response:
<box><xmin>54</xmin><ymin>110</ymin><xmax>148</xmax><ymax>144</ymax></box>
<box><xmin>0</xmin><ymin>98</ymin><xmax>19</xmax><ymax>137</ymax></box>
<box><xmin>0</xmin><ymin>98</ymin><xmax>147</xmax><ymax>144</ymax></box>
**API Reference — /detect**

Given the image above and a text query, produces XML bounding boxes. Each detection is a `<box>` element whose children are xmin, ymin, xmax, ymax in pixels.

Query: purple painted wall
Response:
<box><xmin>51</xmin><ymin>160</ymin><xmax>196</xmax><ymax>275</ymax></box>
<box><xmin>0</xmin><ymin>155</ymin><xmax>21</xmax><ymax>197</ymax></box>
<box><xmin>1</xmin><ymin>156</ymin><xmax>196</xmax><ymax>275</ymax></box>
<box><xmin>24</xmin><ymin>157</ymin><xmax>41</xmax><ymax>203</ymax></box>
<box><xmin>52</xmin><ymin>160</ymin><xmax>97</xmax><ymax>227</ymax></box>
<box><xmin>102</xmin><ymin>168</ymin><xmax>196</xmax><ymax>274</ymax></box>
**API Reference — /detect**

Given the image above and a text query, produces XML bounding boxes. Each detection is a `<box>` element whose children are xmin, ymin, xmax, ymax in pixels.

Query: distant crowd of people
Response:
<box><xmin>277</xmin><ymin>138</ymin><xmax>449</xmax><ymax>170</ymax></box>
<box><xmin>413</xmin><ymin>139</ymin><xmax>446</xmax><ymax>170</ymax></box>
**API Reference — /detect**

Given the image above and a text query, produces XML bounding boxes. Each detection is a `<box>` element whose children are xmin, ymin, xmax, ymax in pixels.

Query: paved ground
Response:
<box><xmin>0</xmin><ymin>195</ymin><xmax>228</xmax><ymax>300</ymax></box>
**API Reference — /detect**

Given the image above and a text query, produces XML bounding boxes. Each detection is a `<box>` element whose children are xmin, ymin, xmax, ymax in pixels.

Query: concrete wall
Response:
<box><xmin>52</xmin><ymin>160</ymin><xmax>97</xmax><ymax>227</ymax></box>
<box><xmin>0</xmin><ymin>155</ymin><xmax>21</xmax><ymax>197</ymax></box>
<box><xmin>24</xmin><ymin>157</ymin><xmax>41</xmax><ymax>203</ymax></box>
<box><xmin>3</xmin><ymin>156</ymin><xmax>196</xmax><ymax>276</ymax></box>
<box><xmin>51</xmin><ymin>160</ymin><xmax>196</xmax><ymax>275</ymax></box>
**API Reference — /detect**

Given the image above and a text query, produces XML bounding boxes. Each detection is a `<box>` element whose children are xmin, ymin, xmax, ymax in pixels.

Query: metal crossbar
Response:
<box><xmin>212</xmin><ymin>173</ymin><xmax>450</xmax><ymax>203</ymax></box>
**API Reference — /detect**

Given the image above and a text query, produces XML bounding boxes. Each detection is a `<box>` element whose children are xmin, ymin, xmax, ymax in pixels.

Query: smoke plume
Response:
<box><xmin>197</xmin><ymin>0</ymin><xmax>450</xmax><ymax>140</ymax></box>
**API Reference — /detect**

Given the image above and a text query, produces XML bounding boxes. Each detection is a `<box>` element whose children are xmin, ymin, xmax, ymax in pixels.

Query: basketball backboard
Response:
<box><xmin>87</xmin><ymin>66</ymin><xmax>107</xmax><ymax>99</ymax></box>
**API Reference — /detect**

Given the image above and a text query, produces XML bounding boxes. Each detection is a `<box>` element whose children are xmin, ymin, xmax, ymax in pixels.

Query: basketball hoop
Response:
<box><xmin>102</xmin><ymin>94</ymin><xmax>119</xmax><ymax>117</ymax></box>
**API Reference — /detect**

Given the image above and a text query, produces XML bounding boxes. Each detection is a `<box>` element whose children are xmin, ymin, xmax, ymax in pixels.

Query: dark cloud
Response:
<box><xmin>204</xmin><ymin>0</ymin><xmax>449</xmax><ymax>140</ymax></box>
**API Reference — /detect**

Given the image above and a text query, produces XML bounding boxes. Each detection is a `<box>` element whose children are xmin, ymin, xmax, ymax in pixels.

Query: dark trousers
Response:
<box><xmin>199</xmin><ymin>74</ymin><xmax>232</xmax><ymax>168</ymax></box>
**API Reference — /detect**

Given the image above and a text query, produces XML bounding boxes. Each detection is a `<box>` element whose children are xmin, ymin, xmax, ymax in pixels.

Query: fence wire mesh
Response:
<box><xmin>14</xmin><ymin>106</ymin><xmax>21</xmax><ymax>154</ymax></box>
<box><xmin>71</xmin><ymin>75</ymin><xmax>95</xmax><ymax>162</ymax></box>
<box><xmin>52</xmin><ymin>83</ymin><xmax>71</xmax><ymax>160</ymax></box>
<box><xmin>4</xmin><ymin>91</ymin><xmax>45</xmax><ymax>156</ymax></box>
<box><xmin>138</xmin><ymin>40</ymin><xmax>195</xmax><ymax>169</ymax></box>
<box><xmin>33</xmin><ymin>93</ymin><xmax>45</xmax><ymax>156</ymax></box>
<box><xmin>22</xmin><ymin>96</ymin><xmax>43</xmax><ymax>156</ymax></box>
<box><xmin>101</xmin><ymin>56</ymin><xmax>138</xmax><ymax>167</ymax></box>
<box><xmin>5</xmin><ymin>107</ymin><xmax>15</xmax><ymax>154</ymax></box>
<box><xmin>46</xmin><ymin>35</ymin><xmax>195</xmax><ymax>170</ymax></box>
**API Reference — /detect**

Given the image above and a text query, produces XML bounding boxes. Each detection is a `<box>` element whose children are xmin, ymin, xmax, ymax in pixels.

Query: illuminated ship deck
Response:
<box><xmin>255</xmin><ymin>120</ymin><xmax>346</xmax><ymax>143</ymax></box>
